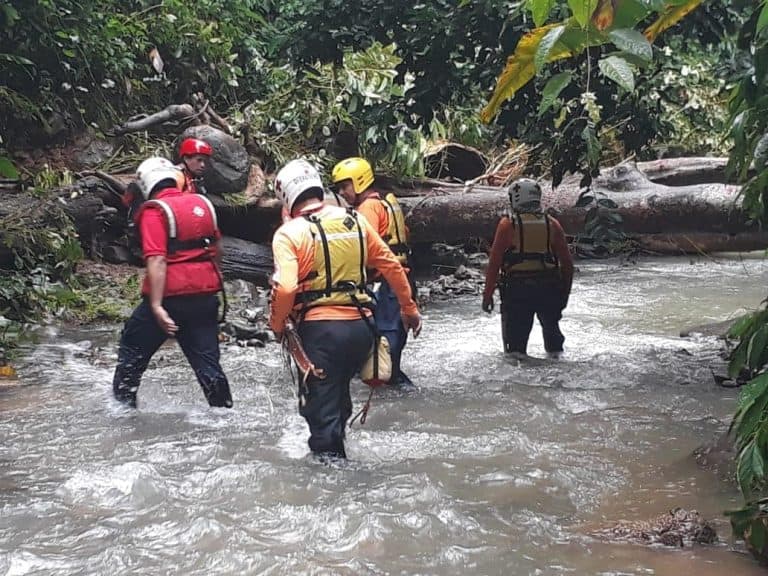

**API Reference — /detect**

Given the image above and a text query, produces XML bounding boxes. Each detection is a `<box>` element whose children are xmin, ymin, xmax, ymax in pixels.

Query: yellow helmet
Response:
<box><xmin>331</xmin><ymin>157</ymin><xmax>374</xmax><ymax>195</ymax></box>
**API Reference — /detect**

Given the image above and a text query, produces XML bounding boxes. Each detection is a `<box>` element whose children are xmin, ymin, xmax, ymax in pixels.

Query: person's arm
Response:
<box><xmin>364</xmin><ymin>221</ymin><xmax>422</xmax><ymax>335</ymax></box>
<box><xmin>482</xmin><ymin>218</ymin><xmax>513</xmax><ymax>310</ymax></box>
<box><xmin>549</xmin><ymin>217</ymin><xmax>573</xmax><ymax>308</ymax></box>
<box><xmin>269</xmin><ymin>228</ymin><xmax>301</xmax><ymax>337</ymax></box>
<box><xmin>140</xmin><ymin>208</ymin><xmax>177</xmax><ymax>336</ymax></box>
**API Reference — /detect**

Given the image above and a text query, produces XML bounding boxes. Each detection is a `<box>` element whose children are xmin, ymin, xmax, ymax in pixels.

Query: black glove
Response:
<box><xmin>482</xmin><ymin>295</ymin><xmax>494</xmax><ymax>313</ymax></box>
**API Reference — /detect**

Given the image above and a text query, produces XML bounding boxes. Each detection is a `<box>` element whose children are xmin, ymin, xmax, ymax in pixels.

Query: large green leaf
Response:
<box><xmin>535</xmin><ymin>25</ymin><xmax>566</xmax><ymax>72</ymax></box>
<box><xmin>529</xmin><ymin>0</ymin><xmax>556</xmax><ymax>27</ymax></box>
<box><xmin>598</xmin><ymin>55</ymin><xmax>636</xmax><ymax>91</ymax></box>
<box><xmin>481</xmin><ymin>22</ymin><xmax>583</xmax><ymax>122</ymax></box>
<box><xmin>758</xmin><ymin>1</ymin><xmax>768</xmax><ymax>34</ymax></box>
<box><xmin>538</xmin><ymin>71</ymin><xmax>573</xmax><ymax>116</ymax></box>
<box><xmin>608</xmin><ymin>28</ymin><xmax>653</xmax><ymax>62</ymax></box>
<box><xmin>644</xmin><ymin>0</ymin><xmax>703</xmax><ymax>42</ymax></box>
<box><xmin>749</xmin><ymin>325</ymin><xmax>768</xmax><ymax>370</ymax></box>
<box><xmin>739</xmin><ymin>441</ymin><xmax>758</xmax><ymax>496</ymax></box>
<box><xmin>581</xmin><ymin>124</ymin><xmax>601</xmax><ymax>168</ymax></box>
<box><xmin>568</xmin><ymin>0</ymin><xmax>598</xmax><ymax>28</ymax></box>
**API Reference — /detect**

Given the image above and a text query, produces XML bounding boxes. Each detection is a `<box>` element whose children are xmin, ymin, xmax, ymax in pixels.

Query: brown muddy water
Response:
<box><xmin>1</xmin><ymin>255</ymin><xmax>768</xmax><ymax>575</ymax></box>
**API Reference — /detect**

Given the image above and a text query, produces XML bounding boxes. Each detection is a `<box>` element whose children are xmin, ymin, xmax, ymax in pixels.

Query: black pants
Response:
<box><xmin>500</xmin><ymin>277</ymin><xmax>565</xmax><ymax>355</ymax></box>
<box><xmin>112</xmin><ymin>295</ymin><xmax>232</xmax><ymax>408</ymax></box>
<box><xmin>297</xmin><ymin>319</ymin><xmax>373</xmax><ymax>458</ymax></box>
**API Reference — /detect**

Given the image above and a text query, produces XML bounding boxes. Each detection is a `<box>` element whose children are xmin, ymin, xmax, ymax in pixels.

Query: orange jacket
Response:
<box><xmin>356</xmin><ymin>193</ymin><xmax>389</xmax><ymax>238</ymax></box>
<box><xmin>270</xmin><ymin>202</ymin><xmax>418</xmax><ymax>333</ymax></box>
<box><xmin>483</xmin><ymin>214</ymin><xmax>574</xmax><ymax>300</ymax></box>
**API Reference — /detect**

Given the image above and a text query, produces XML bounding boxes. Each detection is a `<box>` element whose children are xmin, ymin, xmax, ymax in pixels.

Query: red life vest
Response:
<box><xmin>137</xmin><ymin>192</ymin><xmax>222</xmax><ymax>297</ymax></box>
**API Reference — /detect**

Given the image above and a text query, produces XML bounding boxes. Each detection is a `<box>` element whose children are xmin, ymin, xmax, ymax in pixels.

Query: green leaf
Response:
<box><xmin>568</xmin><ymin>0</ymin><xmax>599</xmax><ymax>28</ymax></box>
<box><xmin>738</xmin><ymin>442</ymin><xmax>758</xmax><ymax>496</ymax></box>
<box><xmin>730</xmin><ymin>312</ymin><xmax>762</xmax><ymax>340</ymax></box>
<box><xmin>608</xmin><ymin>28</ymin><xmax>653</xmax><ymax>62</ymax></box>
<box><xmin>538</xmin><ymin>71</ymin><xmax>572</xmax><ymax>116</ymax></box>
<box><xmin>529</xmin><ymin>0</ymin><xmax>556</xmax><ymax>27</ymax></box>
<box><xmin>0</xmin><ymin>156</ymin><xmax>18</xmax><ymax>179</ymax></box>
<box><xmin>751</xmin><ymin>516</ymin><xmax>767</xmax><ymax>552</ymax></box>
<box><xmin>759</xmin><ymin>2</ymin><xmax>768</xmax><ymax>34</ymax></box>
<box><xmin>753</xmin><ymin>442</ymin><xmax>766</xmax><ymax>480</ymax></box>
<box><xmin>748</xmin><ymin>326</ymin><xmax>768</xmax><ymax>370</ymax></box>
<box><xmin>535</xmin><ymin>25</ymin><xmax>566</xmax><ymax>72</ymax></box>
<box><xmin>575</xmin><ymin>194</ymin><xmax>594</xmax><ymax>208</ymax></box>
<box><xmin>597</xmin><ymin>197</ymin><xmax>618</xmax><ymax>209</ymax></box>
<box><xmin>598</xmin><ymin>55</ymin><xmax>636</xmax><ymax>92</ymax></box>
<box><xmin>644</xmin><ymin>0</ymin><xmax>703</xmax><ymax>42</ymax></box>
<box><xmin>581</xmin><ymin>124</ymin><xmax>601</xmax><ymax>169</ymax></box>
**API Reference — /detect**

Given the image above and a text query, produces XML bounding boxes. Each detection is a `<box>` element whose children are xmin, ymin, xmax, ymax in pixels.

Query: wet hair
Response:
<box><xmin>294</xmin><ymin>186</ymin><xmax>324</xmax><ymax>207</ymax></box>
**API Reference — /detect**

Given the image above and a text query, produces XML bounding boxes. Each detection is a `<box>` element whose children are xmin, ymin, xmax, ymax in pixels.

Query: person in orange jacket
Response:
<box><xmin>331</xmin><ymin>157</ymin><xmax>416</xmax><ymax>390</ymax></box>
<box><xmin>270</xmin><ymin>158</ymin><xmax>422</xmax><ymax>459</ymax></box>
<box><xmin>482</xmin><ymin>178</ymin><xmax>574</xmax><ymax>357</ymax></box>
<box><xmin>113</xmin><ymin>157</ymin><xmax>232</xmax><ymax>408</ymax></box>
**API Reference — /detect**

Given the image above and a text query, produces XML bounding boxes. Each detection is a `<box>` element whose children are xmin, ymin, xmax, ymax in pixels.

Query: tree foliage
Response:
<box><xmin>725</xmin><ymin>0</ymin><xmax>768</xmax><ymax>558</ymax></box>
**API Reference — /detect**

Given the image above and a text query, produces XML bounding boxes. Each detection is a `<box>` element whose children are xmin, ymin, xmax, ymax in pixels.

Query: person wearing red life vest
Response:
<box><xmin>112</xmin><ymin>157</ymin><xmax>232</xmax><ymax>408</ymax></box>
<box><xmin>177</xmin><ymin>137</ymin><xmax>213</xmax><ymax>195</ymax></box>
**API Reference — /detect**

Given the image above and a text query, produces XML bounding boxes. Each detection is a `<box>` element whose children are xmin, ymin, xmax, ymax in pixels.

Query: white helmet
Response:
<box><xmin>136</xmin><ymin>157</ymin><xmax>183</xmax><ymax>199</ymax></box>
<box><xmin>275</xmin><ymin>158</ymin><xmax>324</xmax><ymax>214</ymax></box>
<box><xmin>507</xmin><ymin>178</ymin><xmax>543</xmax><ymax>212</ymax></box>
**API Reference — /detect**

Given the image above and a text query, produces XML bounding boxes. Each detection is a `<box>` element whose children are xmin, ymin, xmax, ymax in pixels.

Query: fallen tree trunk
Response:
<box><xmin>111</xmin><ymin>104</ymin><xmax>197</xmax><ymax>136</ymax></box>
<box><xmin>393</xmin><ymin>162</ymin><xmax>758</xmax><ymax>253</ymax></box>
<box><xmin>220</xmin><ymin>236</ymin><xmax>273</xmax><ymax>286</ymax></box>
<box><xmin>635</xmin><ymin>157</ymin><xmax>732</xmax><ymax>186</ymax></box>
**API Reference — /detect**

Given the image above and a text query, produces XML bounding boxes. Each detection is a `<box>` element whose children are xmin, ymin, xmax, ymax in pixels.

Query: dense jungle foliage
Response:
<box><xmin>0</xmin><ymin>0</ymin><xmax>747</xmax><ymax>177</ymax></box>
<box><xmin>724</xmin><ymin>0</ymin><xmax>768</xmax><ymax>559</ymax></box>
<box><xmin>0</xmin><ymin>3</ymin><xmax>758</xmax><ymax>368</ymax></box>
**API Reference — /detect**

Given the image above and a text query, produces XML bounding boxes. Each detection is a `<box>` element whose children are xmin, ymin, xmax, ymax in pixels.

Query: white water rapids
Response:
<box><xmin>1</xmin><ymin>255</ymin><xmax>767</xmax><ymax>575</ymax></box>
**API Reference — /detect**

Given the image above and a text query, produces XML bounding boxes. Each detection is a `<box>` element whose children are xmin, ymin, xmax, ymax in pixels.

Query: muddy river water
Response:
<box><xmin>2</xmin><ymin>255</ymin><xmax>768</xmax><ymax>575</ymax></box>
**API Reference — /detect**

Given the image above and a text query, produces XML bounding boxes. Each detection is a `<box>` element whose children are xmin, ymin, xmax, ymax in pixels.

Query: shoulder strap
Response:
<box><xmin>196</xmin><ymin>194</ymin><xmax>218</xmax><ymax>229</ymax></box>
<box><xmin>143</xmin><ymin>199</ymin><xmax>177</xmax><ymax>238</ymax></box>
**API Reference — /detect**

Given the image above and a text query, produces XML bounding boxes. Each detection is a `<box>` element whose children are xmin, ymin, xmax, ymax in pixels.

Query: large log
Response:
<box><xmin>220</xmin><ymin>236</ymin><xmax>273</xmax><ymax>286</ymax></box>
<box><xmin>392</xmin><ymin>162</ymin><xmax>763</xmax><ymax>253</ymax></box>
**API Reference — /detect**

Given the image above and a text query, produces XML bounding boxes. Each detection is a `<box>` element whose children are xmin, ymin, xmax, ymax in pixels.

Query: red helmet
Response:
<box><xmin>179</xmin><ymin>138</ymin><xmax>212</xmax><ymax>157</ymax></box>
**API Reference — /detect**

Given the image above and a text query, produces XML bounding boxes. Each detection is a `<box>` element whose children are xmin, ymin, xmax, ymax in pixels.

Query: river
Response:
<box><xmin>1</xmin><ymin>255</ymin><xmax>767</xmax><ymax>575</ymax></box>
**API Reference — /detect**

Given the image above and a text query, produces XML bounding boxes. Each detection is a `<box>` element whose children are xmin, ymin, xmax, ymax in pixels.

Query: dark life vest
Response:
<box><xmin>501</xmin><ymin>212</ymin><xmax>560</xmax><ymax>275</ymax></box>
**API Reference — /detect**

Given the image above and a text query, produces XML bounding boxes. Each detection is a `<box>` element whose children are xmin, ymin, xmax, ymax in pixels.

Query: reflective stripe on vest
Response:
<box><xmin>380</xmin><ymin>192</ymin><xmax>409</xmax><ymax>264</ymax></box>
<box><xmin>139</xmin><ymin>192</ymin><xmax>221</xmax><ymax>297</ymax></box>
<box><xmin>143</xmin><ymin>196</ymin><xmax>217</xmax><ymax>253</ymax></box>
<box><xmin>295</xmin><ymin>209</ymin><xmax>372</xmax><ymax>309</ymax></box>
<box><xmin>501</xmin><ymin>212</ymin><xmax>559</xmax><ymax>274</ymax></box>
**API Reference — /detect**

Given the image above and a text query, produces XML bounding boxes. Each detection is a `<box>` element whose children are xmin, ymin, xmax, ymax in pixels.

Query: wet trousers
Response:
<box><xmin>500</xmin><ymin>276</ymin><xmax>565</xmax><ymax>355</ymax></box>
<box><xmin>112</xmin><ymin>295</ymin><xmax>232</xmax><ymax>408</ymax></box>
<box><xmin>297</xmin><ymin>319</ymin><xmax>373</xmax><ymax>458</ymax></box>
<box><xmin>374</xmin><ymin>278</ymin><xmax>413</xmax><ymax>386</ymax></box>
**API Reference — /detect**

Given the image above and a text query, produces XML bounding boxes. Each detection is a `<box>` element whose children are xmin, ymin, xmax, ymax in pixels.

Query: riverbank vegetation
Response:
<box><xmin>722</xmin><ymin>0</ymin><xmax>768</xmax><ymax>560</ymax></box>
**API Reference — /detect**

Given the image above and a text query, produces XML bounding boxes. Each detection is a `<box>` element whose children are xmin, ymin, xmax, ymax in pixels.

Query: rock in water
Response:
<box><xmin>176</xmin><ymin>126</ymin><xmax>250</xmax><ymax>195</ymax></box>
<box><xmin>589</xmin><ymin>508</ymin><xmax>717</xmax><ymax>547</ymax></box>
